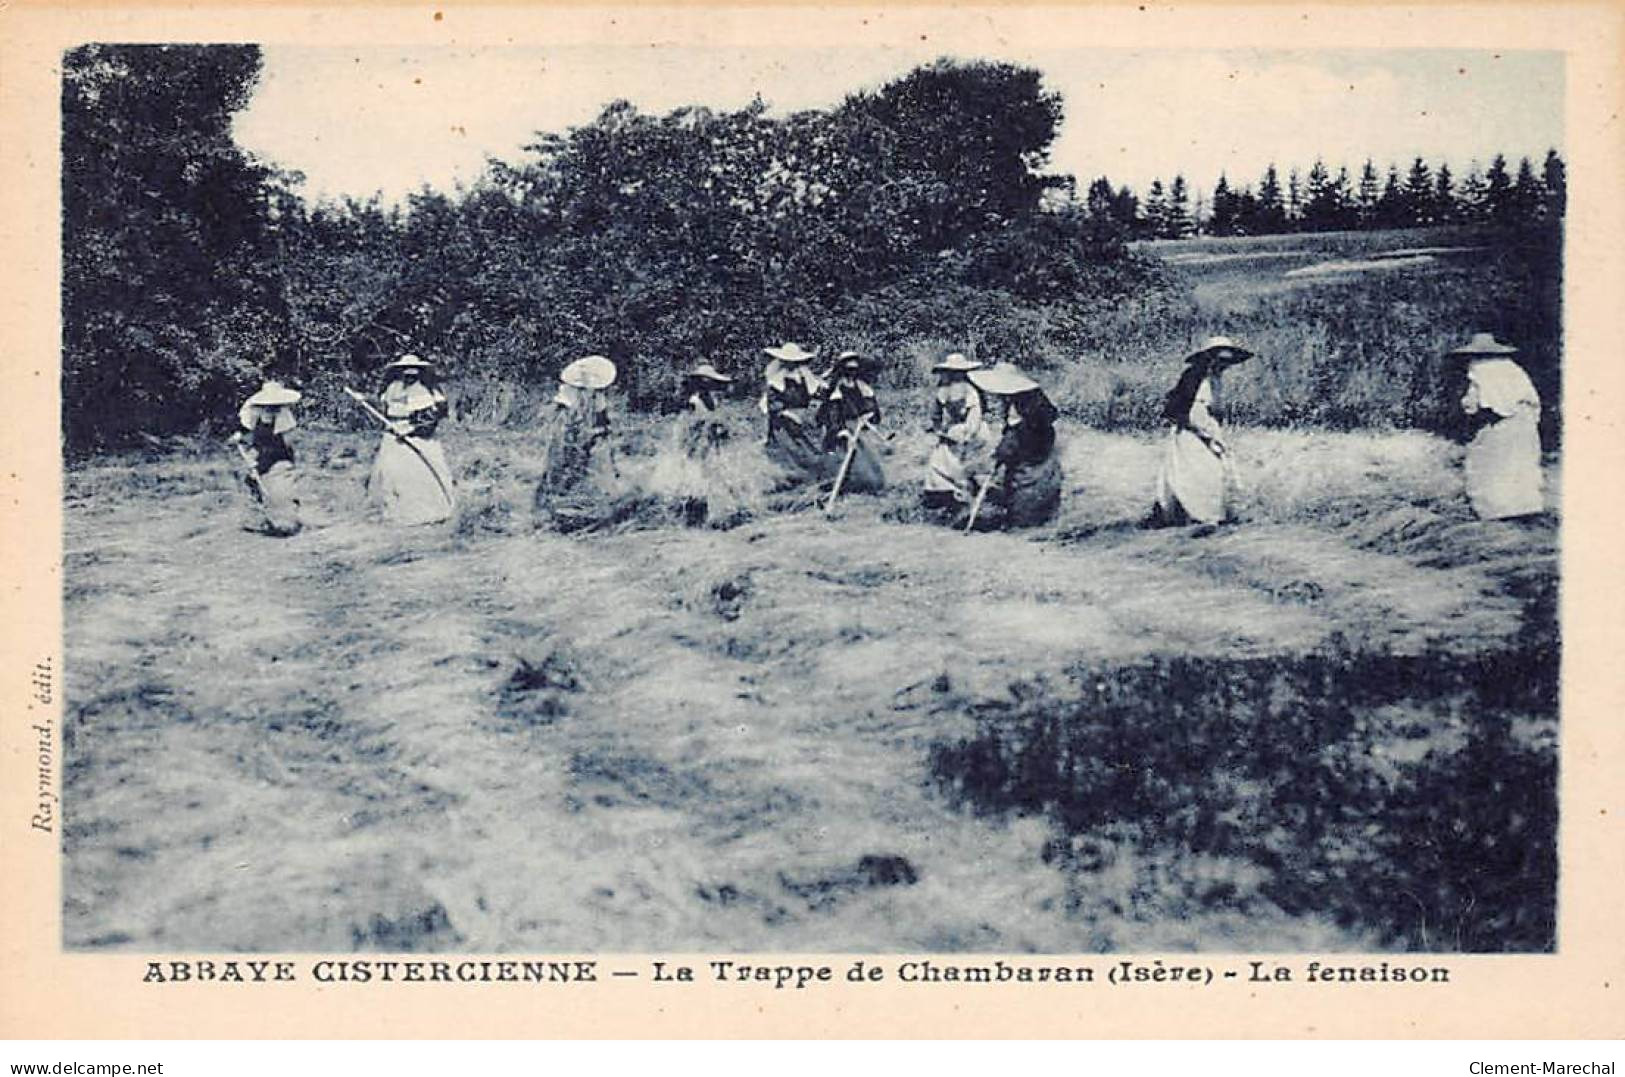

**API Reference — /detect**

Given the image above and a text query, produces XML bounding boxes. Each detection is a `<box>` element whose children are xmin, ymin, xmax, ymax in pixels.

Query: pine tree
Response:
<box><xmin>1332</xmin><ymin>166</ymin><xmax>1356</xmax><ymax>229</ymax></box>
<box><xmin>1357</xmin><ymin>159</ymin><xmax>1380</xmax><ymax>227</ymax></box>
<box><xmin>1404</xmin><ymin>157</ymin><xmax>1434</xmax><ymax>227</ymax></box>
<box><xmin>1286</xmin><ymin>167</ymin><xmax>1303</xmax><ymax>230</ymax></box>
<box><xmin>1256</xmin><ymin>164</ymin><xmax>1285</xmax><ymax>233</ymax></box>
<box><xmin>1167</xmin><ymin>174</ymin><xmax>1192</xmax><ymax>238</ymax></box>
<box><xmin>1302</xmin><ymin>158</ymin><xmax>1336</xmax><ymax>232</ymax></box>
<box><xmin>1143</xmin><ymin>178</ymin><xmax>1169</xmax><ymax>239</ymax></box>
<box><xmin>1084</xmin><ymin>176</ymin><xmax>1116</xmax><ymax>221</ymax></box>
<box><xmin>1376</xmin><ymin>164</ymin><xmax>1406</xmax><ymax>229</ymax></box>
<box><xmin>1485</xmin><ymin>154</ymin><xmax>1514</xmax><ymax>223</ymax></box>
<box><xmin>1112</xmin><ymin>185</ymin><xmax>1140</xmax><ymax>232</ymax></box>
<box><xmin>1208</xmin><ymin>173</ymin><xmax>1237</xmax><ymax>235</ymax></box>
<box><xmin>1541</xmin><ymin>148</ymin><xmax>1566</xmax><ymax>218</ymax></box>
<box><xmin>1433</xmin><ymin>163</ymin><xmax>1455</xmax><ymax>224</ymax></box>
<box><xmin>1233</xmin><ymin>185</ymin><xmax>1261</xmax><ymax>235</ymax></box>
<box><xmin>1457</xmin><ymin>161</ymin><xmax>1489</xmax><ymax>223</ymax></box>
<box><xmin>1512</xmin><ymin>156</ymin><xmax>1544</xmax><ymax>222</ymax></box>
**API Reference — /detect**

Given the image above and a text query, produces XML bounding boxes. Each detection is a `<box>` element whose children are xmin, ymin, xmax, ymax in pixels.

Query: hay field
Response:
<box><xmin>62</xmin><ymin>418</ymin><xmax>1558</xmax><ymax>953</ymax></box>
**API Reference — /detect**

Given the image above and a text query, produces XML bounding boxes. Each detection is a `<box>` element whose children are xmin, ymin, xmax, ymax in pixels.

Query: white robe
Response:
<box><xmin>1154</xmin><ymin>376</ymin><xmax>1228</xmax><ymax>524</ymax></box>
<box><xmin>1462</xmin><ymin>359</ymin><xmax>1543</xmax><ymax>519</ymax></box>
<box><xmin>369</xmin><ymin>381</ymin><xmax>456</xmax><ymax>525</ymax></box>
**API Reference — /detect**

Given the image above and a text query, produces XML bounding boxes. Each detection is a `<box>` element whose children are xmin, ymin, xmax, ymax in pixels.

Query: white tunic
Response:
<box><xmin>1154</xmin><ymin>376</ymin><xmax>1228</xmax><ymax>524</ymax></box>
<box><xmin>1462</xmin><ymin>359</ymin><xmax>1543</xmax><ymax>519</ymax></box>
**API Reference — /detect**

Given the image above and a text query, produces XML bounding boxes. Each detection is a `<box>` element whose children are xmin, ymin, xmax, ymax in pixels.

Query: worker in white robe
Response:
<box><xmin>1453</xmin><ymin>333</ymin><xmax>1544</xmax><ymax>519</ymax></box>
<box><xmin>368</xmin><ymin>354</ymin><xmax>456</xmax><ymax>526</ymax></box>
<box><xmin>1151</xmin><ymin>336</ymin><xmax>1252</xmax><ymax>527</ymax></box>
<box><xmin>232</xmin><ymin>381</ymin><xmax>303</xmax><ymax>536</ymax></box>
<box><xmin>923</xmin><ymin>353</ymin><xmax>989</xmax><ymax>510</ymax></box>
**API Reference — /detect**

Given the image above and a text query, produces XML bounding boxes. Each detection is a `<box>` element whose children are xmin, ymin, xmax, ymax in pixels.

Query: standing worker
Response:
<box><xmin>1149</xmin><ymin>336</ymin><xmax>1251</xmax><ymax>527</ymax></box>
<box><xmin>965</xmin><ymin>362</ymin><xmax>1062</xmax><ymax>529</ymax></box>
<box><xmin>817</xmin><ymin>351</ymin><xmax>886</xmax><ymax>494</ymax></box>
<box><xmin>1452</xmin><ymin>332</ymin><xmax>1544</xmax><ymax>519</ymax></box>
<box><xmin>366</xmin><ymin>354</ymin><xmax>457</xmax><ymax>526</ymax></box>
<box><xmin>922</xmin><ymin>352</ymin><xmax>989</xmax><ymax>513</ymax></box>
<box><xmin>232</xmin><ymin>380</ymin><xmax>304</xmax><ymax>537</ymax></box>
<box><xmin>760</xmin><ymin>341</ymin><xmax>827</xmax><ymax>480</ymax></box>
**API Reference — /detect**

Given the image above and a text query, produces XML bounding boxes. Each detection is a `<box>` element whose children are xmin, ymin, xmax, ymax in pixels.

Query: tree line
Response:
<box><xmin>63</xmin><ymin>45</ymin><xmax>1166</xmax><ymax>452</ymax></box>
<box><xmin>61</xmin><ymin>45</ymin><xmax>1563</xmax><ymax>455</ymax></box>
<box><xmin>1086</xmin><ymin>151</ymin><xmax>1566</xmax><ymax>240</ymax></box>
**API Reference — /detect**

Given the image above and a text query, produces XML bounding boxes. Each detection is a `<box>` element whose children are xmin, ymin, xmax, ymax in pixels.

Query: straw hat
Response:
<box><xmin>933</xmin><ymin>352</ymin><xmax>982</xmax><ymax>373</ymax></box>
<box><xmin>1186</xmin><ymin>336</ymin><xmax>1253</xmax><ymax>366</ymax></box>
<box><xmin>833</xmin><ymin>350</ymin><xmax>867</xmax><ymax>373</ymax></box>
<box><xmin>560</xmin><ymin>354</ymin><xmax>618</xmax><ymax>390</ymax></box>
<box><xmin>687</xmin><ymin>363</ymin><xmax>733</xmax><ymax>384</ymax></box>
<box><xmin>763</xmin><ymin>342</ymin><xmax>818</xmax><ymax>364</ymax></box>
<box><xmin>385</xmin><ymin>353</ymin><xmax>434</xmax><ymax>371</ymax></box>
<box><xmin>245</xmin><ymin>381</ymin><xmax>302</xmax><ymax>407</ymax></box>
<box><xmin>968</xmin><ymin>362</ymin><xmax>1040</xmax><ymax>396</ymax></box>
<box><xmin>1449</xmin><ymin>332</ymin><xmax>1519</xmax><ymax>357</ymax></box>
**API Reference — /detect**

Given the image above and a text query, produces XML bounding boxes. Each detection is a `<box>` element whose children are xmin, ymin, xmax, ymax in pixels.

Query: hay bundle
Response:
<box><xmin>633</xmin><ymin>423</ymin><xmax>788</xmax><ymax>528</ymax></box>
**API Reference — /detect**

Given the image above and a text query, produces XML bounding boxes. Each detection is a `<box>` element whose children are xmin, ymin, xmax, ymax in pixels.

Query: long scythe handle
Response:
<box><xmin>344</xmin><ymin>386</ymin><xmax>456</xmax><ymax>512</ymax></box>
<box><xmin>228</xmin><ymin>434</ymin><xmax>264</xmax><ymax>502</ymax></box>
<box><xmin>964</xmin><ymin>470</ymin><xmax>996</xmax><ymax>534</ymax></box>
<box><xmin>343</xmin><ymin>386</ymin><xmax>394</xmax><ymax>430</ymax></box>
<box><xmin>824</xmin><ymin>414</ymin><xmax>870</xmax><ymax>513</ymax></box>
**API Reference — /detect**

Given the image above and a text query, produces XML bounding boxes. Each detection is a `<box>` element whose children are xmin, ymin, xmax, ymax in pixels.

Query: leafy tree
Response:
<box><xmin>837</xmin><ymin>59</ymin><xmax>1065</xmax><ymax>250</ymax></box>
<box><xmin>62</xmin><ymin>44</ymin><xmax>279</xmax><ymax>450</ymax></box>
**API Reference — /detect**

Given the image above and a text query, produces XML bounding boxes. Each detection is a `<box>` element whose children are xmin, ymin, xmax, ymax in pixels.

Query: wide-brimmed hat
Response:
<box><xmin>933</xmin><ymin>352</ymin><xmax>982</xmax><ymax>373</ymax></box>
<box><xmin>560</xmin><ymin>354</ymin><xmax>618</xmax><ymax>390</ymax></box>
<box><xmin>1450</xmin><ymin>332</ymin><xmax>1519</xmax><ymax>357</ymax></box>
<box><xmin>763</xmin><ymin>342</ymin><xmax>818</xmax><ymax>364</ymax></box>
<box><xmin>687</xmin><ymin>364</ymin><xmax>733</xmax><ymax>385</ymax></box>
<box><xmin>385</xmin><ymin>353</ymin><xmax>434</xmax><ymax>371</ymax></box>
<box><xmin>833</xmin><ymin>350</ymin><xmax>868</xmax><ymax>372</ymax></box>
<box><xmin>245</xmin><ymin>381</ymin><xmax>302</xmax><ymax>407</ymax></box>
<box><xmin>1186</xmin><ymin>336</ymin><xmax>1253</xmax><ymax>367</ymax></box>
<box><xmin>968</xmin><ymin>362</ymin><xmax>1041</xmax><ymax>396</ymax></box>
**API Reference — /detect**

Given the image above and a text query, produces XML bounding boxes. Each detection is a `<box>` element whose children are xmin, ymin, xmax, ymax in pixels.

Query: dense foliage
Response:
<box><xmin>62</xmin><ymin>50</ymin><xmax>1163</xmax><ymax>449</ymax></box>
<box><xmin>62</xmin><ymin>45</ymin><xmax>284</xmax><ymax>449</ymax></box>
<box><xmin>60</xmin><ymin>47</ymin><xmax>1564</xmax><ymax>454</ymax></box>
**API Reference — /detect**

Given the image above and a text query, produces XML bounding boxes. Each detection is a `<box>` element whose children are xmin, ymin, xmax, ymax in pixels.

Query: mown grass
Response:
<box><xmin>61</xmin><ymin>222</ymin><xmax>1561</xmax><ymax>952</ymax></box>
<box><xmin>63</xmin><ymin>416</ymin><xmax>1556</xmax><ymax>951</ymax></box>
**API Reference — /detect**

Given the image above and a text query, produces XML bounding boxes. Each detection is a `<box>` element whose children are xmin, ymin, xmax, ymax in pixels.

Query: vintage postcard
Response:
<box><xmin>1</xmin><ymin>1</ymin><xmax>1621</xmax><ymax>1040</ymax></box>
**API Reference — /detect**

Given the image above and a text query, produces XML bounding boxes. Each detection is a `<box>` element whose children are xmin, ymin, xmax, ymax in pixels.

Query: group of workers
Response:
<box><xmin>229</xmin><ymin>331</ymin><xmax>1546</xmax><ymax>538</ymax></box>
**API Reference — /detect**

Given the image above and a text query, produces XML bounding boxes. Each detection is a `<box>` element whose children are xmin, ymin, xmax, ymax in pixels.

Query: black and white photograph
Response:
<box><xmin>54</xmin><ymin>34</ymin><xmax>1567</xmax><ymax>962</ymax></box>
